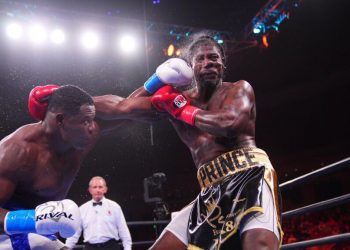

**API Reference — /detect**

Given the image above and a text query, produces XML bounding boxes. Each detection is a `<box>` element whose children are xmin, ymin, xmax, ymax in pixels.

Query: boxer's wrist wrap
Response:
<box><xmin>5</xmin><ymin>210</ymin><xmax>36</xmax><ymax>234</ymax></box>
<box><xmin>144</xmin><ymin>73</ymin><xmax>165</xmax><ymax>94</ymax></box>
<box><xmin>180</xmin><ymin>105</ymin><xmax>200</xmax><ymax>125</ymax></box>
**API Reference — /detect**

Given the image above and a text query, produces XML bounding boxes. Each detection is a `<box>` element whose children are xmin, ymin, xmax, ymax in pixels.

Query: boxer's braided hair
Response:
<box><xmin>182</xmin><ymin>32</ymin><xmax>226</xmax><ymax>66</ymax></box>
<box><xmin>178</xmin><ymin>32</ymin><xmax>227</xmax><ymax>90</ymax></box>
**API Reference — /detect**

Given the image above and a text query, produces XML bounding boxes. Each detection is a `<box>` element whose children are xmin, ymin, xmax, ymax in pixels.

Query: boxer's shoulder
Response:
<box><xmin>0</xmin><ymin>125</ymin><xmax>41</xmax><ymax>170</ymax></box>
<box><xmin>223</xmin><ymin>80</ymin><xmax>252</xmax><ymax>89</ymax></box>
<box><xmin>5</xmin><ymin>125</ymin><xmax>41</xmax><ymax>147</ymax></box>
<box><xmin>0</xmin><ymin>140</ymin><xmax>30</xmax><ymax>177</ymax></box>
<box><xmin>221</xmin><ymin>81</ymin><xmax>255</xmax><ymax>98</ymax></box>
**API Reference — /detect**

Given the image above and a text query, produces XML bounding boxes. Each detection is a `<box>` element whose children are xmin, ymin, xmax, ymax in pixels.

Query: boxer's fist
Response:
<box><xmin>151</xmin><ymin>85</ymin><xmax>199</xmax><ymax>125</ymax></box>
<box><xmin>5</xmin><ymin>199</ymin><xmax>81</xmax><ymax>238</ymax></box>
<box><xmin>35</xmin><ymin>199</ymin><xmax>81</xmax><ymax>238</ymax></box>
<box><xmin>144</xmin><ymin>58</ymin><xmax>193</xmax><ymax>94</ymax></box>
<box><xmin>28</xmin><ymin>85</ymin><xmax>59</xmax><ymax>120</ymax></box>
<box><xmin>156</xmin><ymin>58</ymin><xmax>193</xmax><ymax>86</ymax></box>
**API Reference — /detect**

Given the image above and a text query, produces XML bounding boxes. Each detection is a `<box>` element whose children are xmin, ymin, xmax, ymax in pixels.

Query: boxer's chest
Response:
<box><xmin>175</xmin><ymin>90</ymin><xmax>237</xmax><ymax>165</ymax></box>
<box><xmin>178</xmin><ymin>91</ymin><xmax>226</xmax><ymax>143</ymax></box>
<box><xmin>19</xmin><ymin>151</ymin><xmax>83</xmax><ymax>201</ymax></box>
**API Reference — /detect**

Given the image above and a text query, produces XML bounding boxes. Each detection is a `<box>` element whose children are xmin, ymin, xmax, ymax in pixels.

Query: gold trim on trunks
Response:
<box><xmin>197</xmin><ymin>147</ymin><xmax>273</xmax><ymax>189</ymax></box>
<box><xmin>188</xmin><ymin>244</ymin><xmax>204</xmax><ymax>250</ymax></box>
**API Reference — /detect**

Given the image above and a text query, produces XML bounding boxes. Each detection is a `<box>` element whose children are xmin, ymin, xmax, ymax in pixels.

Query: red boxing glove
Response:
<box><xmin>28</xmin><ymin>85</ymin><xmax>59</xmax><ymax>120</ymax></box>
<box><xmin>151</xmin><ymin>85</ymin><xmax>199</xmax><ymax>125</ymax></box>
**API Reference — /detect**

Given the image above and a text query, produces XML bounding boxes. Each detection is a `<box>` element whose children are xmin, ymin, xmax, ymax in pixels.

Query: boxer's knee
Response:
<box><xmin>149</xmin><ymin>231</ymin><xmax>187</xmax><ymax>250</ymax></box>
<box><xmin>241</xmin><ymin>228</ymin><xmax>279</xmax><ymax>250</ymax></box>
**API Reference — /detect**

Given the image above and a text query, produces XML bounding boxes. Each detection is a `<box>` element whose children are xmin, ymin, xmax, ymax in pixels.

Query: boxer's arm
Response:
<box><xmin>92</xmin><ymin>94</ymin><xmax>158</xmax><ymax>136</ymax></box>
<box><xmin>93</xmin><ymin>95</ymin><xmax>156</xmax><ymax>121</ymax></box>
<box><xmin>0</xmin><ymin>141</ymin><xmax>28</xmax><ymax>233</ymax></box>
<box><xmin>0</xmin><ymin>179</ymin><xmax>15</xmax><ymax>234</ymax></box>
<box><xmin>127</xmin><ymin>86</ymin><xmax>151</xmax><ymax>98</ymax></box>
<box><xmin>94</xmin><ymin>57</ymin><xmax>193</xmax><ymax>121</ymax></box>
<box><xmin>93</xmin><ymin>87</ymin><xmax>166</xmax><ymax>135</ymax></box>
<box><xmin>193</xmin><ymin>81</ymin><xmax>255</xmax><ymax>137</ymax></box>
<box><xmin>152</xmin><ymin>81</ymin><xmax>255</xmax><ymax>137</ymax></box>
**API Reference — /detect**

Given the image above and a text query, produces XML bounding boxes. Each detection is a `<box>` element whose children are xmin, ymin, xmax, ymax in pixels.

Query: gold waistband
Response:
<box><xmin>197</xmin><ymin>147</ymin><xmax>273</xmax><ymax>189</ymax></box>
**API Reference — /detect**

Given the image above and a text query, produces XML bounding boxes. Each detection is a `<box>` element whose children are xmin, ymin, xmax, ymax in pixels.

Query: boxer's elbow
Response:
<box><xmin>94</xmin><ymin>95</ymin><xmax>125</xmax><ymax>107</ymax></box>
<box><xmin>115</xmin><ymin>103</ymin><xmax>134</xmax><ymax>116</ymax></box>
<box><xmin>215</xmin><ymin>114</ymin><xmax>238</xmax><ymax>138</ymax></box>
<box><xmin>94</xmin><ymin>95</ymin><xmax>128</xmax><ymax>118</ymax></box>
<box><xmin>220</xmin><ymin>123</ymin><xmax>237</xmax><ymax>138</ymax></box>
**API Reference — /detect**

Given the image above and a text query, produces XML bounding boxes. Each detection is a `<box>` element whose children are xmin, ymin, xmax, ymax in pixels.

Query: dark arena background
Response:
<box><xmin>0</xmin><ymin>0</ymin><xmax>349</xmax><ymax>249</ymax></box>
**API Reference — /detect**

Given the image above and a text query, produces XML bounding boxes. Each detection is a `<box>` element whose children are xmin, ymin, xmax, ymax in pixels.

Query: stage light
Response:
<box><xmin>253</xmin><ymin>27</ymin><xmax>261</xmax><ymax>34</ymax></box>
<box><xmin>175</xmin><ymin>49</ymin><xmax>181</xmax><ymax>56</ymax></box>
<box><xmin>28</xmin><ymin>24</ymin><xmax>47</xmax><ymax>44</ymax></box>
<box><xmin>81</xmin><ymin>31</ymin><xmax>99</xmax><ymax>50</ymax></box>
<box><xmin>253</xmin><ymin>23</ymin><xmax>265</xmax><ymax>34</ymax></box>
<box><xmin>167</xmin><ymin>44</ymin><xmax>175</xmax><ymax>56</ymax></box>
<box><xmin>213</xmin><ymin>34</ymin><xmax>224</xmax><ymax>45</ymax></box>
<box><xmin>6</xmin><ymin>23</ymin><xmax>23</xmax><ymax>40</ymax></box>
<box><xmin>50</xmin><ymin>29</ymin><xmax>65</xmax><ymax>45</ymax></box>
<box><xmin>119</xmin><ymin>35</ymin><xmax>137</xmax><ymax>53</ymax></box>
<box><xmin>262</xmin><ymin>34</ymin><xmax>269</xmax><ymax>48</ymax></box>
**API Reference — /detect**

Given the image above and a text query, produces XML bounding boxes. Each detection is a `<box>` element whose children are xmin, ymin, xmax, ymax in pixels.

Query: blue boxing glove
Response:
<box><xmin>4</xmin><ymin>199</ymin><xmax>81</xmax><ymax>238</ymax></box>
<box><xmin>144</xmin><ymin>58</ymin><xmax>193</xmax><ymax>94</ymax></box>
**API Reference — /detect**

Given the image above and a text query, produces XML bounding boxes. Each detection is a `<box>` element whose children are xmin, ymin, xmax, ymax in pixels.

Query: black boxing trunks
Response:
<box><xmin>188</xmin><ymin>147</ymin><xmax>283</xmax><ymax>250</ymax></box>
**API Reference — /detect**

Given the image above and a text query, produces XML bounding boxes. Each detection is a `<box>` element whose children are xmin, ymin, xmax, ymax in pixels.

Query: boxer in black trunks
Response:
<box><xmin>147</xmin><ymin>34</ymin><xmax>283</xmax><ymax>250</ymax></box>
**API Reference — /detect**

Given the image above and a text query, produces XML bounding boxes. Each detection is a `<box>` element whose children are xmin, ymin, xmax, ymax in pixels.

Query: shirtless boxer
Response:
<box><xmin>147</xmin><ymin>35</ymin><xmax>283</xmax><ymax>249</ymax></box>
<box><xmin>0</xmin><ymin>58</ymin><xmax>193</xmax><ymax>250</ymax></box>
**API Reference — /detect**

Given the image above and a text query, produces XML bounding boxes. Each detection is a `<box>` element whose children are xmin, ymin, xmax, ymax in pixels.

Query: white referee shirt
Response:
<box><xmin>65</xmin><ymin>197</ymin><xmax>132</xmax><ymax>250</ymax></box>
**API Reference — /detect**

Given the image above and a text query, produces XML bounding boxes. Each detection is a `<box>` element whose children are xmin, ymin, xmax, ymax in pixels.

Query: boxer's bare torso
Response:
<box><xmin>149</xmin><ymin>40</ymin><xmax>279</xmax><ymax>250</ymax></box>
<box><xmin>171</xmin><ymin>80</ymin><xmax>256</xmax><ymax>168</ymax></box>
<box><xmin>0</xmin><ymin>117</ymin><xmax>100</xmax><ymax>233</ymax></box>
<box><xmin>0</xmin><ymin>88</ymin><xmax>156</xmax><ymax>234</ymax></box>
<box><xmin>2</xmin><ymin>123</ymin><xmax>98</xmax><ymax>206</ymax></box>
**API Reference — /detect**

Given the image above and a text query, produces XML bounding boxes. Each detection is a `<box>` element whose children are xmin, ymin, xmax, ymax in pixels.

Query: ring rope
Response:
<box><xmin>282</xmin><ymin>193</ymin><xmax>350</xmax><ymax>219</ymax></box>
<box><xmin>281</xmin><ymin>232</ymin><xmax>350</xmax><ymax>250</ymax></box>
<box><xmin>280</xmin><ymin>157</ymin><xmax>350</xmax><ymax>191</ymax></box>
<box><xmin>127</xmin><ymin>220</ymin><xmax>169</xmax><ymax>226</ymax></box>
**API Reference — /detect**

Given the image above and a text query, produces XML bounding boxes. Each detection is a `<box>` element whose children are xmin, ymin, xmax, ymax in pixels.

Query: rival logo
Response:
<box><xmin>36</xmin><ymin>212</ymin><xmax>74</xmax><ymax>222</ymax></box>
<box><xmin>173</xmin><ymin>95</ymin><xmax>187</xmax><ymax>108</ymax></box>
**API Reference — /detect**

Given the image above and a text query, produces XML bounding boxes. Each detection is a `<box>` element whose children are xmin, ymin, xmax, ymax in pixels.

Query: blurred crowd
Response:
<box><xmin>282</xmin><ymin>204</ymin><xmax>350</xmax><ymax>249</ymax></box>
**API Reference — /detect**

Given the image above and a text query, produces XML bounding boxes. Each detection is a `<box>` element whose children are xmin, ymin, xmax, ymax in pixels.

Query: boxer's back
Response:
<box><xmin>170</xmin><ymin>81</ymin><xmax>256</xmax><ymax>168</ymax></box>
<box><xmin>0</xmin><ymin>123</ymin><xmax>94</xmax><ymax>209</ymax></box>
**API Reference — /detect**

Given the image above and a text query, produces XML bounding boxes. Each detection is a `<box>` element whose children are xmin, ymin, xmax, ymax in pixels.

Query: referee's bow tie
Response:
<box><xmin>93</xmin><ymin>201</ymin><xmax>102</xmax><ymax>206</ymax></box>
